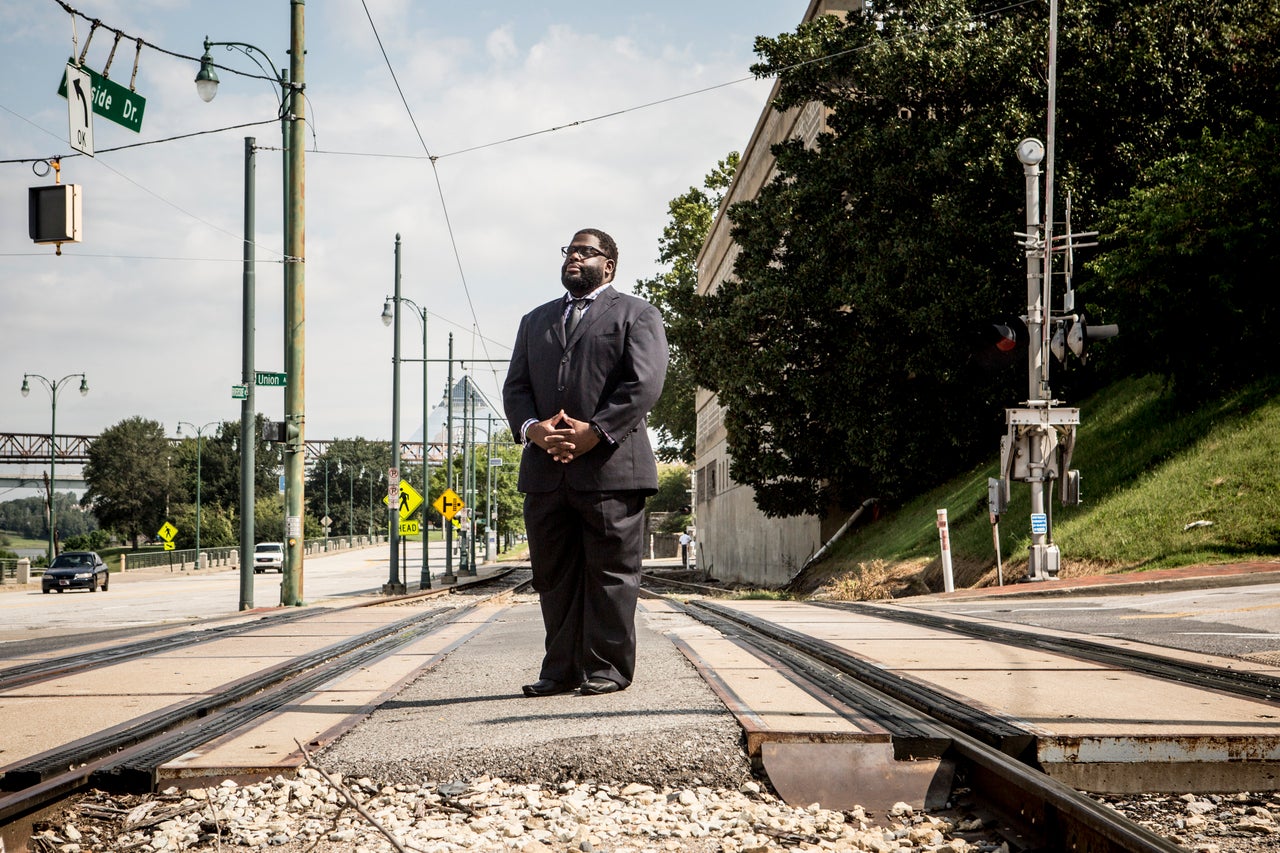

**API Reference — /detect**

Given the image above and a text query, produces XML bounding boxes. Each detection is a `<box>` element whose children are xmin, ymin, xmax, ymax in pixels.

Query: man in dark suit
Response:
<box><xmin>503</xmin><ymin>228</ymin><xmax>668</xmax><ymax>697</ymax></box>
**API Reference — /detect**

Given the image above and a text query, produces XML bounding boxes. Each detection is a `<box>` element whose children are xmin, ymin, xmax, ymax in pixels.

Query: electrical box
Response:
<box><xmin>1061</xmin><ymin>469</ymin><xmax>1082</xmax><ymax>506</ymax></box>
<box><xmin>29</xmin><ymin>184</ymin><xmax>82</xmax><ymax>244</ymax></box>
<box><xmin>988</xmin><ymin>477</ymin><xmax>1008</xmax><ymax>517</ymax></box>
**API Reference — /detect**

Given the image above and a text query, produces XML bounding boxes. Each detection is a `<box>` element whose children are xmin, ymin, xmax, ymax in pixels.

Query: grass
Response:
<box><xmin>807</xmin><ymin>374</ymin><xmax>1280</xmax><ymax>596</ymax></box>
<box><xmin>0</xmin><ymin>531</ymin><xmax>47</xmax><ymax>551</ymax></box>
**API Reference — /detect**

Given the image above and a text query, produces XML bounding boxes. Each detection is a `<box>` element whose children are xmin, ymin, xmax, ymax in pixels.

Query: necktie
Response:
<box><xmin>564</xmin><ymin>298</ymin><xmax>588</xmax><ymax>336</ymax></box>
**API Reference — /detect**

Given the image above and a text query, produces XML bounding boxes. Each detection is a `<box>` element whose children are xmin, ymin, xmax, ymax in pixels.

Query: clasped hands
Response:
<box><xmin>527</xmin><ymin>410</ymin><xmax>600</xmax><ymax>464</ymax></box>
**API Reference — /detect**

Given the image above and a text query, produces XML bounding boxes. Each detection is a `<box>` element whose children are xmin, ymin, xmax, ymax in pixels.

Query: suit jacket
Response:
<box><xmin>503</xmin><ymin>285</ymin><xmax>668</xmax><ymax>495</ymax></box>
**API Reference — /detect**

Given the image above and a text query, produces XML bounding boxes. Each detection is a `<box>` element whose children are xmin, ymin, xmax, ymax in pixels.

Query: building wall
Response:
<box><xmin>693</xmin><ymin>0</ymin><xmax>862</xmax><ymax>588</ymax></box>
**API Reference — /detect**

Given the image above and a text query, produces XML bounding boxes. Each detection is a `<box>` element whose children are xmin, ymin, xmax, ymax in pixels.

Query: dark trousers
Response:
<box><xmin>523</xmin><ymin>484</ymin><xmax>647</xmax><ymax>688</ymax></box>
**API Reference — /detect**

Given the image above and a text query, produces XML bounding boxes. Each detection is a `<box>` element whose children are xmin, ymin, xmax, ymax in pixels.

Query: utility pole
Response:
<box><xmin>994</xmin><ymin>0</ymin><xmax>1112</xmax><ymax>581</ymax></box>
<box><xmin>281</xmin><ymin>0</ymin><xmax>307</xmax><ymax>606</ymax></box>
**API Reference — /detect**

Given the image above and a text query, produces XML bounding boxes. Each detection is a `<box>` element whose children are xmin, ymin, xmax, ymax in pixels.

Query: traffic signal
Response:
<box><xmin>989</xmin><ymin>318</ymin><xmax>1029</xmax><ymax>353</ymax></box>
<box><xmin>29</xmin><ymin>184</ymin><xmax>82</xmax><ymax>245</ymax></box>
<box><xmin>1050</xmin><ymin>315</ymin><xmax>1118</xmax><ymax>364</ymax></box>
<box><xmin>262</xmin><ymin>420</ymin><xmax>286</xmax><ymax>443</ymax></box>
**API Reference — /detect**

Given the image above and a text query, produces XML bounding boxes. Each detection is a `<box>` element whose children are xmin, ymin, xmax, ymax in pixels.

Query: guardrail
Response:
<box><xmin>119</xmin><ymin>536</ymin><xmax>388</xmax><ymax>572</ymax></box>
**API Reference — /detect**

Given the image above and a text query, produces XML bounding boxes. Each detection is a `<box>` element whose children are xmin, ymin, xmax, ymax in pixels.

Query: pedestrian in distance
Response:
<box><xmin>502</xmin><ymin>228</ymin><xmax>669</xmax><ymax>697</ymax></box>
<box><xmin>679</xmin><ymin>531</ymin><xmax>692</xmax><ymax>570</ymax></box>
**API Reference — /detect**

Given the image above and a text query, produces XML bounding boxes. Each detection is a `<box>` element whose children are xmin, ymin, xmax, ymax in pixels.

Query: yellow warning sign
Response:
<box><xmin>432</xmin><ymin>488</ymin><xmax>465</xmax><ymax>520</ymax></box>
<box><xmin>383</xmin><ymin>480</ymin><xmax>425</xmax><ymax>520</ymax></box>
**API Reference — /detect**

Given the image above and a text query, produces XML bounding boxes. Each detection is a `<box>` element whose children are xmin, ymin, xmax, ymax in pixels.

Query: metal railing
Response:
<box><xmin>120</xmin><ymin>536</ymin><xmax>387</xmax><ymax>572</ymax></box>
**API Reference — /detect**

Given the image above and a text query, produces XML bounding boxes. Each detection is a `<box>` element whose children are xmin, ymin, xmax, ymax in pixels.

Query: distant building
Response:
<box><xmin>411</xmin><ymin>377</ymin><xmax>500</xmax><ymax>460</ymax></box>
<box><xmin>694</xmin><ymin>0</ymin><xmax>864</xmax><ymax>587</ymax></box>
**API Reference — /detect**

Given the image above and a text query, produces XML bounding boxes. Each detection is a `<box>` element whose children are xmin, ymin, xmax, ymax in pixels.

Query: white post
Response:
<box><xmin>936</xmin><ymin>509</ymin><xmax>954</xmax><ymax>593</ymax></box>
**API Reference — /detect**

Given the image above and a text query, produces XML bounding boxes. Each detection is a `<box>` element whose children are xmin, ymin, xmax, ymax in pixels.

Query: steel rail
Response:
<box><xmin>824</xmin><ymin>601</ymin><xmax>1280</xmax><ymax>703</ymax></box>
<box><xmin>0</xmin><ymin>571</ymin><xmax>528</xmax><ymax>827</ymax></box>
<box><xmin>683</xmin><ymin>598</ymin><xmax>1182</xmax><ymax>853</ymax></box>
<box><xmin>0</xmin><ymin>609</ymin><xmax>318</xmax><ymax>691</ymax></box>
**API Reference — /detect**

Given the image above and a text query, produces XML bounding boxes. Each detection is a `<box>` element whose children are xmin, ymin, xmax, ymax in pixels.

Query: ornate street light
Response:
<box><xmin>177</xmin><ymin>421</ymin><xmax>219</xmax><ymax>568</ymax></box>
<box><xmin>197</xmin><ymin>21</ymin><xmax>307</xmax><ymax>606</ymax></box>
<box><xmin>20</xmin><ymin>373</ymin><xmax>88</xmax><ymax>562</ymax></box>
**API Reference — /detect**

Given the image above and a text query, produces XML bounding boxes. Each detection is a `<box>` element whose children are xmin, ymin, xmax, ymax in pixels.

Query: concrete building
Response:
<box><xmin>694</xmin><ymin>0</ymin><xmax>863</xmax><ymax>587</ymax></box>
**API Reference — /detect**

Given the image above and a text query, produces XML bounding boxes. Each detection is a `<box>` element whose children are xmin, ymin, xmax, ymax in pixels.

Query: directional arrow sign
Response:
<box><xmin>65</xmin><ymin>63</ymin><xmax>94</xmax><ymax>156</ymax></box>
<box><xmin>431</xmin><ymin>488</ymin><xmax>465</xmax><ymax>520</ymax></box>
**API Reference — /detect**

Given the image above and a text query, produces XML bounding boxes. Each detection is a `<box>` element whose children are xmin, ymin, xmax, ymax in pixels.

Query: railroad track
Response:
<box><xmin>682</xmin><ymin>598</ymin><xmax>1188</xmax><ymax>853</ymax></box>
<box><xmin>0</xmin><ymin>570</ymin><xmax>529</xmax><ymax>831</ymax></box>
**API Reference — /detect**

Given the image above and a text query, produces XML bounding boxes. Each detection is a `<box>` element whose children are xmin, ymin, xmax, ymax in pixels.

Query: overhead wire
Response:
<box><xmin>358</xmin><ymin>0</ymin><xmax>504</xmax><ymax>392</ymax></box>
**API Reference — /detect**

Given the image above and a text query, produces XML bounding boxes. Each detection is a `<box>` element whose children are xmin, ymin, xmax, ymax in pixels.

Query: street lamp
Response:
<box><xmin>177</xmin><ymin>421</ymin><xmax>218</xmax><ymax>568</ymax></box>
<box><xmin>197</xmin><ymin>7</ymin><xmax>307</xmax><ymax>606</ymax></box>
<box><xmin>20</xmin><ymin>372</ymin><xmax>88</xmax><ymax>562</ymax></box>
<box><xmin>382</xmin><ymin>239</ymin><xmax>432</xmax><ymax>591</ymax></box>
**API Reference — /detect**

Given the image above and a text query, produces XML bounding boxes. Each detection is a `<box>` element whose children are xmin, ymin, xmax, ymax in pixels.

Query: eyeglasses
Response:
<box><xmin>561</xmin><ymin>245</ymin><xmax>610</xmax><ymax>260</ymax></box>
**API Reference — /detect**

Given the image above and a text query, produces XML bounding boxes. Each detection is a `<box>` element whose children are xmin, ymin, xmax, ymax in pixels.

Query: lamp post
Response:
<box><xmin>382</xmin><ymin>263</ymin><xmax>432</xmax><ymax>591</ymax></box>
<box><xmin>20</xmin><ymin>373</ymin><xmax>88</xmax><ymax>562</ymax></box>
<box><xmin>177</xmin><ymin>421</ymin><xmax>218</xmax><ymax>568</ymax></box>
<box><xmin>197</xmin><ymin>2</ymin><xmax>306</xmax><ymax>606</ymax></box>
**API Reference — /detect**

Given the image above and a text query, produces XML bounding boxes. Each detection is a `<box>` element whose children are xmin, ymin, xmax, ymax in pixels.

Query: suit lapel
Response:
<box><xmin>565</xmin><ymin>287</ymin><xmax>618</xmax><ymax>348</ymax></box>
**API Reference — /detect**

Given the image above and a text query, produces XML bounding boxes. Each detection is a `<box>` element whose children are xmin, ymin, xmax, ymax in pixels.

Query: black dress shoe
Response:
<box><xmin>522</xmin><ymin>679</ymin><xmax>578</xmax><ymax>697</ymax></box>
<box><xmin>579</xmin><ymin>677</ymin><xmax>622</xmax><ymax>695</ymax></box>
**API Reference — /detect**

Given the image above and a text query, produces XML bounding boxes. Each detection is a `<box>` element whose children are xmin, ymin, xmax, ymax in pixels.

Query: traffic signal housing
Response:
<box><xmin>1050</xmin><ymin>314</ymin><xmax>1119</xmax><ymax>364</ymax></box>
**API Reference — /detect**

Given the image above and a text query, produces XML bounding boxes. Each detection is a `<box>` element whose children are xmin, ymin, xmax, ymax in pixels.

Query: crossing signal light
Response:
<box><xmin>1050</xmin><ymin>315</ymin><xmax>1119</xmax><ymax>364</ymax></box>
<box><xmin>262</xmin><ymin>420</ymin><xmax>286</xmax><ymax>443</ymax></box>
<box><xmin>989</xmin><ymin>318</ymin><xmax>1029</xmax><ymax>353</ymax></box>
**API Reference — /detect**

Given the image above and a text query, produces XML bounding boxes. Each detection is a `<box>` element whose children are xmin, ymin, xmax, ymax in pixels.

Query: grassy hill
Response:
<box><xmin>799</xmin><ymin>374</ymin><xmax>1280</xmax><ymax>596</ymax></box>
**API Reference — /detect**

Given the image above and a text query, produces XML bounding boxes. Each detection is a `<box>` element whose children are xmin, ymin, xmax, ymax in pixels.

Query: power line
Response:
<box><xmin>359</xmin><ymin>0</ymin><xmax>500</xmax><ymax>384</ymax></box>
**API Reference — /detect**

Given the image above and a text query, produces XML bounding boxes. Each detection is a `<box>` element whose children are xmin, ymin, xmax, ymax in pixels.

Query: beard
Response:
<box><xmin>561</xmin><ymin>262</ymin><xmax>604</xmax><ymax>296</ymax></box>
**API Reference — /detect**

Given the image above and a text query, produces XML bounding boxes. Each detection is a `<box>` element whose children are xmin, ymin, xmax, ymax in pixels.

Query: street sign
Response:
<box><xmin>65</xmin><ymin>63</ymin><xmax>94</xmax><ymax>156</ymax></box>
<box><xmin>57</xmin><ymin>62</ymin><xmax>146</xmax><ymax>132</ymax></box>
<box><xmin>157</xmin><ymin>521</ymin><xmax>177</xmax><ymax>542</ymax></box>
<box><xmin>256</xmin><ymin>371</ymin><xmax>287</xmax><ymax>387</ymax></box>
<box><xmin>321</xmin><ymin>515</ymin><xmax>332</xmax><ymax>529</ymax></box>
<box><xmin>1030</xmin><ymin>513</ymin><xmax>1048</xmax><ymax>535</ymax></box>
<box><xmin>383</xmin><ymin>480</ymin><xmax>424</xmax><ymax>520</ymax></box>
<box><xmin>432</xmin><ymin>488</ymin><xmax>465</xmax><ymax>520</ymax></box>
<box><xmin>232</xmin><ymin>384</ymin><xmax>248</xmax><ymax>400</ymax></box>
<box><xmin>388</xmin><ymin>467</ymin><xmax>399</xmax><ymax>485</ymax></box>
<box><xmin>164</xmin><ymin>541</ymin><xmax>175</xmax><ymax>551</ymax></box>
<box><xmin>398</xmin><ymin>520</ymin><xmax>420</xmax><ymax>536</ymax></box>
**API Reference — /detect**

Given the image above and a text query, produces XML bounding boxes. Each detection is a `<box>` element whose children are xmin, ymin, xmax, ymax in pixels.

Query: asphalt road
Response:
<box><xmin>907</xmin><ymin>580</ymin><xmax>1280</xmax><ymax>661</ymax></box>
<box><xmin>0</xmin><ymin>540</ymin><xmax>472</xmax><ymax>645</ymax></box>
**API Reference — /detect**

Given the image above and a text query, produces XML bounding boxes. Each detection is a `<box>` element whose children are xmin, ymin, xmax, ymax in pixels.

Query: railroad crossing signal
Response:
<box><xmin>432</xmin><ymin>488</ymin><xmax>465</xmax><ymax>520</ymax></box>
<box><xmin>382</xmin><ymin>480</ymin><xmax>424</xmax><ymax>520</ymax></box>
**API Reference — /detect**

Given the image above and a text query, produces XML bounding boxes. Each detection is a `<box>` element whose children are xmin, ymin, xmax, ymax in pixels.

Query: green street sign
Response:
<box><xmin>256</xmin><ymin>371</ymin><xmax>287</xmax><ymax>387</ymax></box>
<box><xmin>232</xmin><ymin>384</ymin><xmax>248</xmax><ymax>400</ymax></box>
<box><xmin>57</xmin><ymin>62</ymin><xmax>146</xmax><ymax>133</ymax></box>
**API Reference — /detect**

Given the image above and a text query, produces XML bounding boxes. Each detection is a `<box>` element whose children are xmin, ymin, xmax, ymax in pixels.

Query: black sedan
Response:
<box><xmin>41</xmin><ymin>551</ymin><xmax>110</xmax><ymax>593</ymax></box>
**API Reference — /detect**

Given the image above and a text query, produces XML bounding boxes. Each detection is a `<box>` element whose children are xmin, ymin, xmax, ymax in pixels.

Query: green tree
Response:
<box><xmin>696</xmin><ymin>0</ymin><xmax>1280</xmax><ymax>518</ymax></box>
<box><xmin>649</xmin><ymin>464</ymin><xmax>693</xmax><ymax>534</ymax></box>
<box><xmin>82</xmin><ymin>417</ymin><xmax>178</xmax><ymax>547</ymax></box>
<box><xmin>1089</xmin><ymin>120</ymin><xmax>1280</xmax><ymax>401</ymax></box>
<box><xmin>305</xmin><ymin>438</ymin><xmax>391</xmax><ymax>537</ymax></box>
<box><xmin>635</xmin><ymin>153</ymin><xmax>739</xmax><ymax>464</ymax></box>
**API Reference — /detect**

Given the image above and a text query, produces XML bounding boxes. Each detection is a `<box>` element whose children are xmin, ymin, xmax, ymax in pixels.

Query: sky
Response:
<box><xmin>1</xmin><ymin>0</ymin><xmax>806</xmax><ymax>493</ymax></box>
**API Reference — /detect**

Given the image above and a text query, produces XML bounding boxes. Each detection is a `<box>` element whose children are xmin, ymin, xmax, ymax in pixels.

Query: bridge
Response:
<box><xmin>0</xmin><ymin>433</ymin><xmax>451</xmax><ymax>490</ymax></box>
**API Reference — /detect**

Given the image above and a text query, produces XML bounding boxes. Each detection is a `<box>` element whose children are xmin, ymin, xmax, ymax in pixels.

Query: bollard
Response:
<box><xmin>17</xmin><ymin>557</ymin><xmax>31</xmax><ymax>585</ymax></box>
<box><xmin>936</xmin><ymin>509</ymin><xmax>955</xmax><ymax>593</ymax></box>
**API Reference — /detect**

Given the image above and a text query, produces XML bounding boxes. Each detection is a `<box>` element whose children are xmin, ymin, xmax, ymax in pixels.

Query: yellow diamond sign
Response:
<box><xmin>383</xmin><ymin>480</ymin><xmax>425</xmax><ymax>520</ymax></box>
<box><xmin>157</xmin><ymin>521</ymin><xmax>177</xmax><ymax>542</ymax></box>
<box><xmin>432</xmin><ymin>488</ymin><xmax>465</xmax><ymax>520</ymax></box>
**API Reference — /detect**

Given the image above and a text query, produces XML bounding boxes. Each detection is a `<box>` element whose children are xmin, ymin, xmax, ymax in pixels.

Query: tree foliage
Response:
<box><xmin>635</xmin><ymin>154</ymin><xmax>739</xmax><ymax>464</ymax></box>
<box><xmin>82</xmin><ymin>417</ymin><xmax>178</xmax><ymax>547</ymax></box>
<box><xmin>695</xmin><ymin>0</ymin><xmax>1280</xmax><ymax>518</ymax></box>
<box><xmin>1089</xmin><ymin>120</ymin><xmax>1280</xmax><ymax>401</ymax></box>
